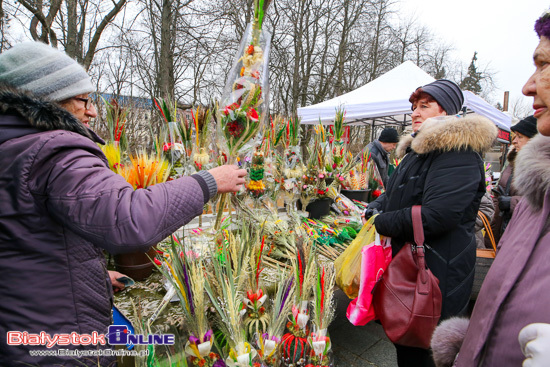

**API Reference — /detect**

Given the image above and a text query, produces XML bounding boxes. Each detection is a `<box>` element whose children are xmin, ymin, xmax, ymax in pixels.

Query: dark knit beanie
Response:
<box><xmin>0</xmin><ymin>41</ymin><xmax>94</xmax><ymax>102</ymax></box>
<box><xmin>416</xmin><ymin>79</ymin><xmax>464</xmax><ymax>115</ymax></box>
<box><xmin>379</xmin><ymin>127</ymin><xmax>399</xmax><ymax>143</ymax></box>
<box><xmin>511</xmin><ymin>115</ymin><xmax>538</xmax><ymax>138</ymax></box>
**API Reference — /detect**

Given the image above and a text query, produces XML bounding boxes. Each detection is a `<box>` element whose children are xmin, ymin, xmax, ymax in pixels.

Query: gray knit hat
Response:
<box><xmin>415</xmin><ymin>79</ymin><xmax>464</xmax><ymax>115</ymax></box>
<box><xmin>0</xmin><ymin>41</ymin><xmax>94</xmax><ymax>102</ymax></box>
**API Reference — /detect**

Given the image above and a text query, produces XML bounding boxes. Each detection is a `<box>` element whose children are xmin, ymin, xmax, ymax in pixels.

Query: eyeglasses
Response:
<box><xmin>74</xmin><ymin>97</ymin><xmax>93</xmax><ymax>110</ymax></box>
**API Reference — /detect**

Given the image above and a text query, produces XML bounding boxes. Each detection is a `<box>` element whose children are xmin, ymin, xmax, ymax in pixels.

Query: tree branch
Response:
<box><xmin>82</xmin><ymin>0</ymin><xmax>128</xmax><ymax>70</ymax></box>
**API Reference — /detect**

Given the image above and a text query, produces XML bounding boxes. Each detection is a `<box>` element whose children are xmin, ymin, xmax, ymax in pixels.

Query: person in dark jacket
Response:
<box><xmin>0</xmin><ymin>41</ymin><xmax>247</xmax><ymax>366</ymax></box>
<box><xmin>488</xmin><ymin>115</ymin><xmax>538</xmax><ymax>244</ymax></box>
<box><xmin>357</xmin><ymin>127</ymin><xmax>399</xmax><ymax>187</ymax></box>
<box><xmin>430</xmin><ymin>10</ymin><xmax>550</xmax><ymax>367</ymax></box>
<box><xmin>364</xmin><ymin>79</ymin><xmax>497</xmax><ymax>367</ymax></box>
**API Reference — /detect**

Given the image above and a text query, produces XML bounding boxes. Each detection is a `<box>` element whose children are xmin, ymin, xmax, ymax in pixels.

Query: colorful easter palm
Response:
<box><xmin>118</xmin><ymin>151</ymin><xmax>170</xmax><ymax>190</ymax></box>
<box><xmin>215</xmin><ymin>0</ymin><xmax>272</xmax><ymax>230</ymax></box>
<box><xmin>307</xmin><ymin>265</ymin><xmax>336</xmax><ymax>367</ymax></box>
<box><xmin>155</xmin><ymin>237</ymin><xmax>223</xmax><ymax>367</ymax></box>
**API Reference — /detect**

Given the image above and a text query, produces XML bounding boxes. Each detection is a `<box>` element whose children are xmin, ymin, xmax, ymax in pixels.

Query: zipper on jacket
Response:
<box><xmin>424</xmin><ymin>243</ymin><xmax>445</xmax><ymax>263</ymax></box>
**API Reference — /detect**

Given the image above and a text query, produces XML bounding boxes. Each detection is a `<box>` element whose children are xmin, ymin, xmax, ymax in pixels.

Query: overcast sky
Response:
<box><xmin>399</xmin><ymin>0</ymin><xmax>544</xmax><ymax>116</ymax></box>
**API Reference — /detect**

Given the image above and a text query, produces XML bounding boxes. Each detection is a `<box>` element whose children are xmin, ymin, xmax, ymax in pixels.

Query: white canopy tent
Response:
<box><xmin>297</xmin><ymin>61</ymin><xmax>512</xmax><ymax>133</ymax></box>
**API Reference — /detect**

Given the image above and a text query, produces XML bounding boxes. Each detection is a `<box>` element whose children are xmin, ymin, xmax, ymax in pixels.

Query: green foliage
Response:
<box><xmin>460</xmin><ymin>52</ymin><xmax>482</xmax><ymax>94</ymax></box>
<box><xmin>101</xmin><ymin>96</ymin><xmax>129</xmax><ymax>152</ymax></box>
<box><xmin>331</xmin><ymin>107</ymin><xmax>345</xmax><ymax>142</ymax></box>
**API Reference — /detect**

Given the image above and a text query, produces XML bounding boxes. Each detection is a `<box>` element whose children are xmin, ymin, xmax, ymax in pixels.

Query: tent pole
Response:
<box><xmin>371</xmin><ymin>120</ymin><xmax>375</xmax><ymax>142</ymax></box>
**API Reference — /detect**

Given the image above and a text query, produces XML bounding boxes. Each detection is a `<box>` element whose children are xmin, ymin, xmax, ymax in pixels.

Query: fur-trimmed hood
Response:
<box><xmin>395</xmin><ymin>133</ymin><xmax>414</xmax><ymax>158</ymax></box>
<box><xmin>395</xmin><ymin>115</ymin><xmax>497</xmax><ymax>158</ymax></box>
<box><xmin>514</xmin><ymin>134</ymin><xmax>550</xmax><ymax>211</ymax></box>
<box><xmin>0</xmin><ymin>83</ymin><xmax>99</xmax><ymax>144</ymax></box>
<box><xmin>431</xmin><ymin>317</ymin><xmax>470</xmax><ymax>367</ymax></box>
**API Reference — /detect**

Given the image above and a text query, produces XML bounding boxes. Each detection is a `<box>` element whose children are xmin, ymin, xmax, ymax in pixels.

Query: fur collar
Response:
<box><xmin>395</xmin><ymin>115</ymin><xmax>497</xmax><ymax>158</ymax></box>
<box><xmin>396</xmin><ymin>134</ymin><xmax>414</xmax><ymax>158</ymax></box>
<box><xmin>514</xmin><ymin>135</ymin><xmax>550</xmax><ymax>211</ymax></box>
<box><xmin>0</xmin><ymin>83</ymin><xmax>94</xmax><ymax>140</ymax></box>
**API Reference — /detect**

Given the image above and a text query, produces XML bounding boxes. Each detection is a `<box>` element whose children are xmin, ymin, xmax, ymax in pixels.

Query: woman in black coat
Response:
<box><xmin>365</xmin><ymin>80</ymin><xmax>497</xmax><ymax>367</ymax></box>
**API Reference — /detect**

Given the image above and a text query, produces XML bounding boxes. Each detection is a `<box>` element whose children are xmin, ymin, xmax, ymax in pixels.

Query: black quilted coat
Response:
<box><xmin>369</xmin><ymin>115</ymin><xmax>497</xmax><ymax>319</ymax></box>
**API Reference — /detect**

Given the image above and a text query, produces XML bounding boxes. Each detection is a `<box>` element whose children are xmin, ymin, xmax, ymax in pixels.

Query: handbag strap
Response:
<box><xmin>411</xmin><ymin>205</ymin><xmax>424</xmax><ymax>247</ymax></box>
<box><xmin>411</xmin><ymin>205</ymin><xmax>430</xmax><ymax>292</ymax></box>
<box><xmin>478</xmin><ymin>211</ymin><xmax>497</xmax><ymax>252</ymax></box>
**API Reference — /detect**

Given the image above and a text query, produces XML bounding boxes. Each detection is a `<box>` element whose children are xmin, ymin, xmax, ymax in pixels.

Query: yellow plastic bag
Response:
<box><xmin>335</xmin><ymin>215</ymin><xmax>378</xmax><ymax>299</ymax></box>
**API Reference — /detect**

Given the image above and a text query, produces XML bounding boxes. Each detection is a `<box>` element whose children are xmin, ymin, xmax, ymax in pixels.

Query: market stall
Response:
<box><xmin>102</xmin><ymin>1</ymin><xmax>382</xmax><ymax>365</ymax></box>
<box><xmin>297</xmin><ymin>61</ymin><xmax>512</xmax><ymax>135</ymax></box>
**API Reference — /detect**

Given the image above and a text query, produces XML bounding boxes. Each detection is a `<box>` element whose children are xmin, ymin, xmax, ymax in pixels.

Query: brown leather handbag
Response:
<box><xmin>372</xmin><ymin>205</ymin><xmax>442</xmax><ymax>349</ymax></box>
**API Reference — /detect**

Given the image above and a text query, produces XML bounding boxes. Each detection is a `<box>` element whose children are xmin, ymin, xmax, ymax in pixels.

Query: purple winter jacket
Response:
<box><xmin>0</xmin><ymin>86</ymin><xmax>216</xmax><ymax>366</ymax></box>
<box><xmin>455</xmin><ymin>135</ymin><xmax>550</xmax><ymax>366</ymax></box>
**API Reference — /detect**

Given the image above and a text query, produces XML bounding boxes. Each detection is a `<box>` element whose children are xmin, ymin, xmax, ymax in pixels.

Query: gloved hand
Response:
<box><xmin>363</xmin><ymin>207</ymin><xmax>379</xmax><ymax>221</ymax></box>
<box><xmin>498</xmin><ymin>195</ymin><xmax>512</xmax><ymax>212</ymax></box>
<box><xmin>518</xmin><ymin>323</ymin><xmax>550</xmax><ymax>367</ymax></box>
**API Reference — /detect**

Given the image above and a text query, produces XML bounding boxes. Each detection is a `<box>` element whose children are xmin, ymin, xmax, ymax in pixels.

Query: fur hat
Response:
<box><xmin>417</xmin><ymin>79</ymin><xmax>464</xmax><ymax>116</ymax></box>
<box><xmin>0</xmin><ymin>41</ymin><xmax>94</xmax><ymax>102</ymax></box>
<box><xmin>511</xmin><ymin>115</ymin><xmax>538</xmax><ymax>138</ymax></box>
<box><xmin>379</xmin><ymin>127</ymin><xmax>399</xmax><ymax>143</ymax></box>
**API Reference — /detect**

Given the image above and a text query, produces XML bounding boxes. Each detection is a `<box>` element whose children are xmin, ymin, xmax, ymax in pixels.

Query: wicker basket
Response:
<box><xmin>471</xmin><ymin>248</ymin><xmax>496</xmax><ymax>300</ymax></box>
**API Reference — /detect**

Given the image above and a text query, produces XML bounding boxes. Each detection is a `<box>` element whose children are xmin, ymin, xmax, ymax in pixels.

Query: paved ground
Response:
<box><xmin>329</xmin><ymin>289</ymin><xmax>398</xmax><ymax>367</ymax></box>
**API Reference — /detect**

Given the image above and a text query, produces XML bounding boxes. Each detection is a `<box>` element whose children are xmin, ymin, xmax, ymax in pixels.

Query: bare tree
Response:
<box><xmin>17</xmin><ymin>0</ymin><xmax>62</xmax><ymax>46</ymax></box>
<box><xmin>332</xmin><ymin>0</ymin><xmax>369</xmax><ymax>96</ymax></box>
<box><xmin>365</xmin><ymin>0</ymin><xmax>395</xmax><ymax>81</ymax></box>
<box><xmin>424</xmin><ymin>39</ymin><xmax>455</xmax><ymax>79</ymax></box>
<box><xmin>13</xmin><ymin>0</ymin><xmax>128</xmax><ymax>70</ymax></box>
<box><xmin>0</xmin><ymin>0</ymin><xmax>13</xmax><ymax>51</ymax></box>
<box><xmin>509</xmin><ymin>97</ymin><xmax>533</xmax><ymax>119</ymax></box>
<box><xmin>0</xmin><ymin>0</ymin><xmax>473</xmax><ymax>153</ymax></box>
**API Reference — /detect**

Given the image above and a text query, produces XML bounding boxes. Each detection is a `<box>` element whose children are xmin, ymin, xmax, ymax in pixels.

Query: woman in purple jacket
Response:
<box><xmin>0</xmin><ymin>41</ymin><xmax>246</xmax><ymax>366</ymax></box>
<box><xmin>430</xmin><ymin>9</ymin><xmax>550</xmax><ymax>367</ymax></box>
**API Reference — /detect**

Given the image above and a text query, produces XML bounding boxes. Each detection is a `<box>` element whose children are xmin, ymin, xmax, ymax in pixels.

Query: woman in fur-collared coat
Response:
<box><xmin>365</xmin><ymin>79</ymin><xmax>497</xmax><ymax>367</ymax></box>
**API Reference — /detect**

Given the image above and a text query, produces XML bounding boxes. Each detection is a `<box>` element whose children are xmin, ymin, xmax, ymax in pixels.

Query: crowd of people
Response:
<box><xmin>363</xmin><ymin>9</ymin><xmax>550</xmax><ymax>367</ymax></box>
<box><xmin>0</xmin><ymin>6</ymin><xmax>549</xmax><ymax>367</ymax></box>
